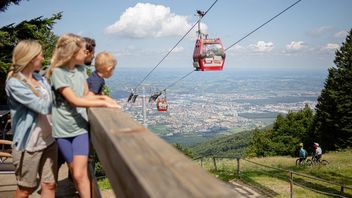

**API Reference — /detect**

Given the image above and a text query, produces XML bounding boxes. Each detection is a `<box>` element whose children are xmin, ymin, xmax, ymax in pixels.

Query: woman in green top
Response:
<box><xmin>47</xmin><ymin>33</ymin><xmax>119</xmax><ymax>198</ymax></box>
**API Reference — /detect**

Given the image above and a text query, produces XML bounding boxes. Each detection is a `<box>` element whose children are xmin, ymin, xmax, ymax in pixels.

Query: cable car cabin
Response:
<box><xmin>157</xmin><ymin>98</ymin><xmax>168</xmax><ymax>112</ymax></box>
<box><xmin>193</xmin><ymin>38</ymin><xmax>225</xmax><ymax>71</ymax></box>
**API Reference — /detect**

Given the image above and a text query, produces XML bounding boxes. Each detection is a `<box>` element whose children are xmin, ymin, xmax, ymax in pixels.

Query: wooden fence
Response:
<box><xmin>196</xmin><ymin>156</ymin><xmax>352</xmax><ymax>198</ymax></box>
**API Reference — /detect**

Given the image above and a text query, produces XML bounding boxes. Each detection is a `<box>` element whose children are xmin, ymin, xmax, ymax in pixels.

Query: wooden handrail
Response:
<box><xmin>88</xmin><ymin>108</ymin><xmax>241</xmax><ymax>198</ymax></box>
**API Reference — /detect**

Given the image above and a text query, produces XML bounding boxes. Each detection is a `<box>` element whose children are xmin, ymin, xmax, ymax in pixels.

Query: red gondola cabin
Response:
<box><xmin>192</xmin><ymin>10</ymin><xmax>226</xmax><ymax>71</ymax></box>
<box><xmin>193</xmin><ymin>38</ymin><xmax>226</xmax><ymax>71</ymax></box>
<box><xmin>157</xmin><ymin>98</ymin><xmax>168</xmax><ymax>112</ymax></box>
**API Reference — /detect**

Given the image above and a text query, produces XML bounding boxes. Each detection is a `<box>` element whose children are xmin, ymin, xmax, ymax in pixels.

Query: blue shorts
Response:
<box><xmin>56</xmin><ymin>133</ymin><xmax>89</xmax><ymax>164</ymax></box>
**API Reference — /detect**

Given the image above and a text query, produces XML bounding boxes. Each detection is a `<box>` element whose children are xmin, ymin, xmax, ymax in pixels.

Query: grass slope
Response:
<box><xmin>198</xmin><ymin>149</ymin><xmax>352</xmax><ymax>197</ymax></box>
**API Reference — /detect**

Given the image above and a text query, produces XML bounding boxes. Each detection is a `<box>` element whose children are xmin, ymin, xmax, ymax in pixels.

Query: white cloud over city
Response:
<box><xmin>286</xmin><ymin>41</ymin><xmax>306</xmax><ymax>51</ymax></box>
<box><xmin>323</xmin><ymin>43</ymin><xmax>340</xmax><ymax>50</ymax></box>
<box><xmin>307</xmin><ymin>26</ymin><xmax>334</xmax><ymax>37</ymax></box>
<box><xmin>105</xmin><ymin>3</ymin><xmax>207</xmax><ymax>38</ymax></box>
<box><xmin>334</xmin><ymin>30</ymin><xmax>348</xmax><ymax>38</ymax></box>
<box><xmin>169</xmin><ymin>46</ymin><xmax>184</xmax><ymax>53</ymax></box>
<box><xmin>249</xmin><ymin>41</ymin><xmax>274</xmax><ymax>52</ymax></box>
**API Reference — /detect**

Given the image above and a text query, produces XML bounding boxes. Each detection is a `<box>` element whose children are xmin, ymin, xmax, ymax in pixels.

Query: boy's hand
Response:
<box><xmin>106</xmin><ymin>99</ymin><xmax>122</xmax><ymax>109</ymax></box>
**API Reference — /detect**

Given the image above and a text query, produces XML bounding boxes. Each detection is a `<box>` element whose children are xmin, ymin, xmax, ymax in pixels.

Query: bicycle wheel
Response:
<box><xmin>320</xmin><ymin>160</ymin><xmax>329</xmax><ymax>165</ymax></box>
<box><xmin>295</xmin><ymin>159</ymin><xmax>301</xmax><ymax>166</ymax></box>
<box><xmin>306</xmin><ymin>159</ymin><xmax>313</xmax><ymax>166</ymax></box>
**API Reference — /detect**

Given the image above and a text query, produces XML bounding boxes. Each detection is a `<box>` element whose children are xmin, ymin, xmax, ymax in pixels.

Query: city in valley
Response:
<box><xmin>110</xmin><ymin>69</ymin><xmax>325</xmax><ymax>142</ymax></box>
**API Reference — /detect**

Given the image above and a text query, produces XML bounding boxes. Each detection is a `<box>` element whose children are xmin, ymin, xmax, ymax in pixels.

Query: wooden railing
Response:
<box><xmin>88</xmin><ymin>107</ymin><xmax>241</xmax><ymax>198</ymax></box>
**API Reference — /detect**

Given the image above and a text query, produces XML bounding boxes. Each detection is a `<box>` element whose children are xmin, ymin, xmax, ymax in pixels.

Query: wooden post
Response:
<box><xmin>289</xmin><ymin>171</ymin><xmax>293</xmax><ymax>198</ymax></box>
<box><xmin>89</xmin><ymin>159</ymin><xmax>102</xmax><ymax>198</ymax></box>
<box><xmin>236</xmin><ymin>158</ymin><xmax>240</xmax><ymax>178</ymax></box>
<box><xmin>341</xmin><ymin>186</ymin><xmax>344</xmax><ymax>194</ymax></box>
<box><xmin>213</xmin><ymin>157</ymin><xmax>217</xmax><ymax>171</ymax></box>
<box><xmin>200</xmin><ymin>158</ymin><xmax>203</xmax><ymax>167</ymax></box>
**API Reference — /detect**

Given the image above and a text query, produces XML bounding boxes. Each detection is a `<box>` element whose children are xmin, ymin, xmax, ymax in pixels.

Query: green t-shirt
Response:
<box><xmin>50</xmin><ymin>65</ymin><xmax>89</xmax><ymax>138</ymax></box>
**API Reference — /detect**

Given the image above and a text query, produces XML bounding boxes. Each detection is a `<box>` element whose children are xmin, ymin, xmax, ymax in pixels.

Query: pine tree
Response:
<box><xmin>0</xmin><ymin>0</ymin><xmax>25</xmax><ymax>12</ymax></box>
<box><xmin>313</xmin><ymin>29</ymin><xmax>352</xmax><ymax>150</ymax></box>
<box><xmin>0</xmin><ymin>13</ymin><xmax>62</xmax><ymax>104</ymax></box>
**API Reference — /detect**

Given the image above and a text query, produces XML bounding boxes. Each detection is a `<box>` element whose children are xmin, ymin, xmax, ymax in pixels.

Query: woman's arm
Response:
<box><xmin>58</xmin><ymin>86</ymin><xmax>119</xmax><ymax>108</ymax></box>
<box><xmin>6</xmin><ymin>79</ymin><xmax>51</xmax><ymax>114</ymax></box>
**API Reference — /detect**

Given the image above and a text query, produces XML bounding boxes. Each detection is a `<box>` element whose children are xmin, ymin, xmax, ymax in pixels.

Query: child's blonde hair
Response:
<box><xmin>95</xmin><ymin>51</ymin><xmax>117</xmax><ymax>72</ymax></box>
<box><xmin>8</xmin><ymin>40</ymin><xmax>43</xmax><ymax>96</ymax></box>
<box><xmin>8</xmin><ymin>40</ymin><xmax>42</xmax><ymax>78</ymax></box>
<box><xmin>47</xmin><ymin>33</ymin><xmax>85</xmax><ymax>78</ymax></box>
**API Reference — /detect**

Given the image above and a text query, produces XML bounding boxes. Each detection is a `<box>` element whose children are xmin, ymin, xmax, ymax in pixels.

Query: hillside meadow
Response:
<box><xmin>198</xmin><ymin>149</ymin><xmax>352</xmax><ymax>197</ymax></box>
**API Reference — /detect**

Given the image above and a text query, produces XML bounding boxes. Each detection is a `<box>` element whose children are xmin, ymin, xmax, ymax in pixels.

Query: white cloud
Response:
<box><xmin>286</xmin><ymin>41</ymin><xmax>306</xmax><ymax>51</ymax></box>
<box><xmin>307</xmin><ymin>26</ymin><xmax>334</xmax><ymax>37</ymax></box>
<box><xmin>334</xmin><ymin>30</ymin><xmax>348</xmax><ymax>38</ymax></box>
<box><xmin>105</xmin><ymin>3</ymin><xmax>206</xmax><ymax>38</ymax></box>
<box><xmin>249</xmin><ymin>41</ymin><xmax>274</xmax><ymax>52</ymax></box>
<box><xmin>323</xmin><ymin>43</ymin><xmax>339</xmax><ymax>50</ymax></box>
<box><xmin>170</xmin><ymin>46</ymin><xmax>184</xmax><ymax>53</ymax></box>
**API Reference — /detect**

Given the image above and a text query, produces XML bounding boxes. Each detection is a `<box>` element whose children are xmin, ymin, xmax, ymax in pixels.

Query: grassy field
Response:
<box><xmin>97</xmin><ymin>149</ymin><xmax>352</xmax><ymax>197</ymax></box>
<box><xmin>197</xmin><ymin>149</ymin><xmax>352</xmax><ymax>198</ymax></box>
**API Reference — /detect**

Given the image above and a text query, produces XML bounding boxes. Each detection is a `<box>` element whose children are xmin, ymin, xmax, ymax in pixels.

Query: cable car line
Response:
<box><xmin>165</xmin><ymin>70</ymin><xmax>195</xmax><ymax>91</ymax></box>
<box><xmin>148</xmin><ymin>70</ymin><xmax>194</xmax><ymax>103</ymax></box>
<box><xmin>129</xmin><ymin>0</ymin><xmax>303</xmax><ymax>113</ymax></box>
<box><xmin>224</xmin><ymin>0</ymin><xmax>302</xmax><ymax>52</ymax></box>
<box><xmin>146</xmin><ymin>0</ymin><xmax>303</xmax><ymax>108</ymax></box>
<box><xmin>132</xmin><ymin>0</ymin><xmax>219</xmax><ymax>93</ymax></box>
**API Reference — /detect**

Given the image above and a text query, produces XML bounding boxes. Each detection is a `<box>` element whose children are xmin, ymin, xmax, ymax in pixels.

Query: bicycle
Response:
<box><xmin>306</xmin><ymin>155</ymin><xmax>329</xmax><ymax>166</ymax></box>
<box><xmin>295</xmin><ymin>158</ymin><xmax>309</xmax><ymax>166</ymax></box>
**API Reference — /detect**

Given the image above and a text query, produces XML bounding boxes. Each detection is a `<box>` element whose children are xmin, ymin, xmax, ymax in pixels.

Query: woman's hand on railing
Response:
<box><xmin>105</xmin><ymin>98</ymin><xmax>122</xmax><ymax>109</ymax></box>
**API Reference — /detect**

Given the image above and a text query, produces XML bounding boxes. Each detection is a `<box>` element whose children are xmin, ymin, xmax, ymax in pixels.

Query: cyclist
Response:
<box><xmin>313</xmin><ymin>142</ymin><xmax>322</xmax><ymax>162</ymax></box>
<box><xmin>298</xmin><ymin>143</ymin><xmax>307</xmax><ymax>164</ymax></box>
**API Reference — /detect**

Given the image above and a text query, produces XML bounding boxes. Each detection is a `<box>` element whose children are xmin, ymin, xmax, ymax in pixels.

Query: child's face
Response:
<box><xmin>74</xmin><ymin>47</ymin><xmax>87</xmax><ymax>65</ymax></box>
<box><xmin>101</xmin><ymin>65</ymin><xmax>115</xmax><ymax>78</ymax></box>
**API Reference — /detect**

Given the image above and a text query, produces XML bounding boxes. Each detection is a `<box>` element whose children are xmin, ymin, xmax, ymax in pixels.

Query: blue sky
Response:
<box><xmin>1</xmin><ymin>0</ymin><xmax>351</xmax><ymax>72</ymax></box>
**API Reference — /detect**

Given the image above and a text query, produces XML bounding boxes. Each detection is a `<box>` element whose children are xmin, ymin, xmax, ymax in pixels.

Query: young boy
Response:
<box><xmin>87</xmin><ymin>51</ymin><xmax>117</xmax><ymax>95</ymax></box>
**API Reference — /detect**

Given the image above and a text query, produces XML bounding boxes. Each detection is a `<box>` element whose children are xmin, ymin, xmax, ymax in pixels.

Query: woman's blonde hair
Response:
<box><xmin>8</xmin><ymin>40</ymin><xmax>42</xmax><ymax>78</ymax></box>
<box><xmin>8</xmin><ymin>40</ymin><xmax>42</xmax><ymax>96</ymax></box>
<box><xmin>47</xmin><ymin>33</ymin><xmax>84</xmax><ymax>78</ymax></box>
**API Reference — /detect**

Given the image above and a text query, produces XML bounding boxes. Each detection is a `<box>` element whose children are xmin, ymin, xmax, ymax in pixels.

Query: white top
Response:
<box><xmin>315</xmin><ymin>147</ymin><xmax>322</xmax><ymax>156</ymax></box>
<box><xmin>25</xmin><ymin>83</ymin><xmax>54</xmax><ymax>152</ymax></box>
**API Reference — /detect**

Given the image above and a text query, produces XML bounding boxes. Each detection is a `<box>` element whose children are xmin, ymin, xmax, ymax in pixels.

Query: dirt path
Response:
<box><xmin>229</xmin><ymin>180</ymin><xmax>262</xmax><ymax>198</ymax></box>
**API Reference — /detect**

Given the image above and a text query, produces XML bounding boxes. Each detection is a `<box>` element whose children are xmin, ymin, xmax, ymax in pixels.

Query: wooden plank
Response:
<box><xmin>88</xmin><ymin>108</ymin><xmax>240</xmax><ymax>198</ymax></box>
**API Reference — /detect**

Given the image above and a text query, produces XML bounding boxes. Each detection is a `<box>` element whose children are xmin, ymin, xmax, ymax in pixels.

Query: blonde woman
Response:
<box><xmin>47</xmin><ymin>33</ymin><xmax>119</xmax><ymax>198</ymax></box>
<box><xmin>5</xmin><ymin>40</ymin><xmax>57</xmax><ymax>198</ymax></box>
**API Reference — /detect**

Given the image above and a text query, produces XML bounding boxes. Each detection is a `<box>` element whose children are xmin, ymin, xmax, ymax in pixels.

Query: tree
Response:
<box><xmin>0</xmin><ymin>13</ymin><xmax>62</xmax><ymax>104</ymax></box>
<box><xmin>174</xmin><ymin>143</ymin><xmax>194</xmax><ymax>158</ymax></box>
<box><xmin>313</xmin><ymin>29</ymin><xmax>352</xmax><ymax>150</ymax></box>
<box><xmin>246</xmin><ymin>128</ymin><xmax>274</xmax><ymax>157</ymax></box>
<box><xmin>0</xmin><ymin>0</ymin><xmax>26</xmax><ymax>12</ymax></box>
<box><xmin>246</xmin><ymin>105</ymin><xmax>314</xmax><ymax>157</ymax></box>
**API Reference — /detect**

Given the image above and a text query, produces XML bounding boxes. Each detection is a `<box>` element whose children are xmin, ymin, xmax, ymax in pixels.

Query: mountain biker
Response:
<box><xmin>314</xmin><ymin>142</ymin><xmax>322</xmax><ymax>161</ymax></box>
<box><xmin>298</xmin><ymin>143</ymin><xmax>307</xmax><ymax>163</ymax></box>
